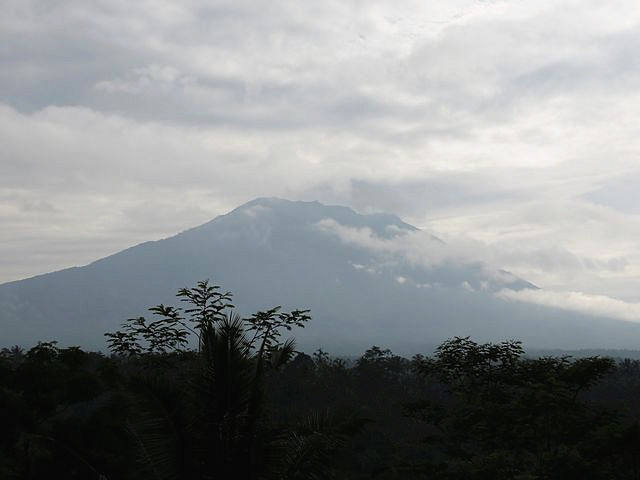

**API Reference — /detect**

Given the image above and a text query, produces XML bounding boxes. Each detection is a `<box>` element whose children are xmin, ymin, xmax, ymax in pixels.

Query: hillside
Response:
<box><xmin>2</xmin><ymin>198</ymin><xmax>640</xmax><ymax>352</ymax></box>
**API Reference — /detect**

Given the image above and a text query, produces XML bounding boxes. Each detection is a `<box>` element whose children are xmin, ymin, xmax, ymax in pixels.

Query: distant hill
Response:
<box><xmin>2</xmin><ymin>197</ymin><xmax>640</xmax><ymax>353</ymax></box>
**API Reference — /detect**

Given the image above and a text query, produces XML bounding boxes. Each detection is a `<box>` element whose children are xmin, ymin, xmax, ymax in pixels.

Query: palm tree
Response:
<box><xmin>107</xmin><ymin>280</ymin><xmax>354</xmax><ymax>479</ymax></box>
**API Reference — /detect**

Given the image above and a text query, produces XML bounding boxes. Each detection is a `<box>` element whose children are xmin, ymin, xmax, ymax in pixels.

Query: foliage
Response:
<box><xmin>101</xmin><ymin>280</ymin><xmax>321</xmax><ymax>479</ymax></box>
<box><xmin>105</xmin><ymin>280</ymin><xmax>310</xmax><ymax>357</ymax></box>
<box><xmin>3</xmin><ymin>291</ymin><xmax>640</xmax><ymax>479</ymax></box>
<box><xmin>105</xmin><ymin>280</ymin><xmax>234</xmax><ymax>354</ymax></box>
<box><xmin>406</xmin><ymin>337</ymin><xmax>621</xmax><ymax>479</ymax></box>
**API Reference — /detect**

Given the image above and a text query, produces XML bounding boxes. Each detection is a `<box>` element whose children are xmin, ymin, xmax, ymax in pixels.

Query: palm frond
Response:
<box><xmin>126</xmin><ymin>377</ymin><xmax>185</xmax><ymax>480</ymax></box>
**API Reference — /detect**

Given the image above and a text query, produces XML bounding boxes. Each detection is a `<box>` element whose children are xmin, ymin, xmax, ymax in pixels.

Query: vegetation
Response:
<box><xmin>2</xmin><ymin>280</ymin><xmax>640</xmax><ymax>478</ymax></box>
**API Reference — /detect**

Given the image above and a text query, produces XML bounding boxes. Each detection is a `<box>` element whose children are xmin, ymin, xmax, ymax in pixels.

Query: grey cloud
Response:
<box><xmin>2</xmin><ymin>0</ymin><xmax>640</xmax><ymax>307</ymax></box>
<box><xmin>583</xmin><ymin>172</ymin><xmax>640</xmax><ymax>214</ymax></box>
<box><xmin>348</xmin><ymin>177</ymin><xmax>526</xmax><ymax>219</ymax></box>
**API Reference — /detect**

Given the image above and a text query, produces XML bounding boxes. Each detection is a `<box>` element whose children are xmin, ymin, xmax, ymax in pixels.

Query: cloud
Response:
<box><xmin>242</xmin><ymin>204</ymin><xmax>272</xmax><ymax>218</ymax></box>
<box><xmin>316</xmin><ymin>213</ymin><xmax>640</xmax><ymax>322</ymax></box>
<box><xmin>315</xmin><ymin>213</ymin><xmax>640</xmax><ymax>305</ymax></box>
<box><xmin>94</xmin><ymin>64</ymin><xmax>196</xmax><ymax>94</ymax></box>
<box><xmin>314</xmin><ymin>218</ymin><xmax>446</xmax><ymax>264</ymax></box>
<box><xmin>496</xmin><ymin>288</ymin><xmax>640</xmax><ymax>323</ymax></box>
<box><xmin>2</xmin><ymin>0</ymin><xmax>640</xmax><ymax>305</ymax></box>
<box><xmin>315</xmin><ymin>217</ymin><xmax>533</xmax><ymax>292</ymax></box>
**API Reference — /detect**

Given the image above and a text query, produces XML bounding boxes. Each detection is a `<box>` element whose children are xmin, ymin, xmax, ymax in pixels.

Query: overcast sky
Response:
<box><xmin>3</xmin><ymin>0</ymin><xmax>640</xmax><ymax>318</ymax></box>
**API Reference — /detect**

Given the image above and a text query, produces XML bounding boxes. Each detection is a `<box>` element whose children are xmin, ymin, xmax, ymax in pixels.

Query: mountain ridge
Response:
<box><xmin>1</xmin><ymin>197</ymin><xmax>640</xmax><ymax>353</ymax></box>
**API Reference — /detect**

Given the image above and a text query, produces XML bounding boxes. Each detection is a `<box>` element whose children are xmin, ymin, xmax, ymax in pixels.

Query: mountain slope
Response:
<box><xmin>2</xmin><ymin>197</ymin><xmax>640</xmax><ymax>353</ymax></box>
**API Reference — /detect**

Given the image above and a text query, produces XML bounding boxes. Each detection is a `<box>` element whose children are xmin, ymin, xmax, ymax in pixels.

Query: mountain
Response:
<box><xmin>2</xmin><ymin>197</ymin><xmax>640</xmax><ymax>353</ymax></box>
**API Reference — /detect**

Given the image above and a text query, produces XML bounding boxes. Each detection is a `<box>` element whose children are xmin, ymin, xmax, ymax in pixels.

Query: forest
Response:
<box><xmin>2</xmin><ymin>280</ymin><xmax>640</xmax><ymax>479</ymax></box>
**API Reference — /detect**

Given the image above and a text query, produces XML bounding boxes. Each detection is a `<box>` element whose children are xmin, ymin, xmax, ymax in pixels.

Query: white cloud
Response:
<box><xmin>242</xmin><ymin>204</ymin><xmax>271</xmax><ymax>218</ymax></box>
<box><xmin>94</xmin><ymin>64</ymin><xmax>195</xmax><ymax>94</ymax></box>
<box><xmin>2</xmin><ymin>0</ymin><xmax>640</xmax><ymax>306</ymax></box>
<box><xmin>316</xmin><ymin>213</ymin><xmax>640</xmax><ymax>306</ymax></box>
<box><xmin>461</xmin><ymin>281</ymin><xmax>475</xmax><ymax>292</ymax></box>
<box><xmin>496</xmin><ymin>288</ymin><xmax>640</xmax><ymax>323</ymax></box>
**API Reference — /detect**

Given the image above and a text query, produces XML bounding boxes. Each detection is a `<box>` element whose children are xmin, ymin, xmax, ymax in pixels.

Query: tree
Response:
<box><xmin>405</xmin><ymin>337</ymin><xmax>618</xmax><ymax>479</ymax></box>
<box><xmin>104</xmin><ymin>279</ymin><xmax>355</xmax><ymax>479</ymax></box>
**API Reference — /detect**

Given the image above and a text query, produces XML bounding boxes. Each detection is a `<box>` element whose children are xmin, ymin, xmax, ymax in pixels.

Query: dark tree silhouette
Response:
<box><xmin>4</xmin><ymin>290</ymin><xmax>640</xmax><ymax>479</ymax></box>
<box><xmin>104</xmin><ymin>279</ymin><xmax>357</xmax><ymax>479</ymax></box>
<box><xmin>405</xmin><ymin>337</ymin><xmax>619</xmax><ymax>479</ymax></box>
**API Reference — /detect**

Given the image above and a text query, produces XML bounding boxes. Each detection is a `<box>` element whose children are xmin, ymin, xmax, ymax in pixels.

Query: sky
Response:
<box><xmin>2</xmin><ymin>0</ymin><xmax>640</xmax><ymax>318</ymax></box>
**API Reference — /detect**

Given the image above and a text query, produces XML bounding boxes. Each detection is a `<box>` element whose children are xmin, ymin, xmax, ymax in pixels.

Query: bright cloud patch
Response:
<box><xmin>496</xmin><ymin>289</ymin><xmax>640</xmax><ymax>323</ymax></box>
